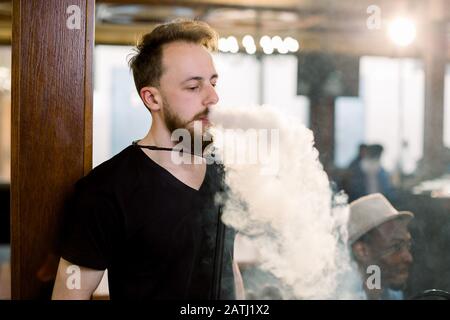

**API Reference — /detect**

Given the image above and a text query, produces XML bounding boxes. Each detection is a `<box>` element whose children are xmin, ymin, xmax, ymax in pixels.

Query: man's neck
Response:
<box><xmin>139</xmin><ymin>122</ymin><xmax>176</xmax><ymax>148</ymax></box>
<box><xmin>364</xmin><ymin>286</ymin><xmax>383</xmax><ymax>300</ymax></box>
<box><xmin>138</xmin><ymin>124</ymin><xmax>205</xmax><ymax>168</ymax></box>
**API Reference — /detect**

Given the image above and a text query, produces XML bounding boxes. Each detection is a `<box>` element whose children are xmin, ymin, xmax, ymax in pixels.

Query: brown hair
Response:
<box><xmin>128</xmin><ymin>19</ymin><xmax>218</xmax><ymax>93</ymax></box>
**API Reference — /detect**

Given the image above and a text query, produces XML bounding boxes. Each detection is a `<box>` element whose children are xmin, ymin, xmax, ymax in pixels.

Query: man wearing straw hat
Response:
<box><xmin>348</xmin><ymin>193</ymin><xmax>414</xmax><ymax>300</ymax></box>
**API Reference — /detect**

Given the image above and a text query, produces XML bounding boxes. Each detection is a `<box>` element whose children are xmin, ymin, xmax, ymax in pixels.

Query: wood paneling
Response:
<box><xmin>97</xmin><ymin>0</ymin><xmax>301</xmax><ymax>10</ymax></box>
<box><xmin>422</xmin><ymin>20</ymin><xmax>447</xmax><ymax>178</ymax></box>
<box><xmin>11</xmin><ymin>0</ymin><xmax>94</xmax><ymax>299</ymax></box>
<box><xmin>310</xmin><ymin>96</ymin><xmax>335</xmax><ymax>172</ymax></box>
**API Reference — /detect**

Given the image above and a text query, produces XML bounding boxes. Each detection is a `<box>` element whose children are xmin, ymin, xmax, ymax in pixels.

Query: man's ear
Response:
<box><xmin>140</xmin><ymin>86</ymin><xmax>161</xmax><ymax>112</ymax></box>
<box><xmin>352</xmin><ymin>241</ymin><xmax>371</xmax><ymax>263</ymax></box>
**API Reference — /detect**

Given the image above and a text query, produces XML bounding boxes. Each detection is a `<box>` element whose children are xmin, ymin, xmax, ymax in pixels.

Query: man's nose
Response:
<box><xmin>204</xmin><ymin>84</ymin><xmax>219</xmax><ymax>107</ymax></box>
<box><xmin>401</xmin><ymin>248</ymin><xmax>413</xmax><ymax>265</ymax></box>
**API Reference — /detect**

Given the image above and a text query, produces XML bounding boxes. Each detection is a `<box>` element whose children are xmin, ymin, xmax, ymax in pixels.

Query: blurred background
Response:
<box><xmin>1</xmin><ymin>0</ymin><xmax>450</xmax><ymax>299</ymax></box>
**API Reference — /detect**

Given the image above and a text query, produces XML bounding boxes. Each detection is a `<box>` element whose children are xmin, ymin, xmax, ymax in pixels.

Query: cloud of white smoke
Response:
<box><xmin>209</xmin><ymin>105</ymin><xmax>365</xmax><ymax>300</ymax></box>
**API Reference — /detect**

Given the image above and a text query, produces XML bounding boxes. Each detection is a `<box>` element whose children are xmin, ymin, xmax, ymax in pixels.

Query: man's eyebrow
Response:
<box><xmin>181</xmin><ymin>74</ymin><xmax>219</xmax><ymax>83</ymax></box>
<box><xmin>390</xmin><ymin>235</ymin><xmax>411</xmax><ymax>242</ymax></box>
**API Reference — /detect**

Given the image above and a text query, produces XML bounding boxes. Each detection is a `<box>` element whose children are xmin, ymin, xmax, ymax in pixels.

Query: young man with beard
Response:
<box><xmin>52</xmin><ymin>19</ymin><xmax>243</xmax><ymax>300</ymax></box>
<box><xmin>348</xmin><ymin>193</ymin><xmax>414</xmax><ymax>299</ymax></box>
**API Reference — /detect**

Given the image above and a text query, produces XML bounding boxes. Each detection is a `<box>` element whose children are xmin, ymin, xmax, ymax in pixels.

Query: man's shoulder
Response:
<box><xmin>76</xmin><ymin>145</ymin><xmax>139</xmax><ymax>192</ymax></box>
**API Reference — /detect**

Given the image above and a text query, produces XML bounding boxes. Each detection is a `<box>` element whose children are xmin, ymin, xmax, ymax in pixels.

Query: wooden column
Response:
<box><xmin>11</xmin><ymin>0</ymin><xmax>94</xmax><ymax>299</ymax></box>
<box><xmin>422</xmin><ymin>1</ymin><xmax>447</xmax><ymax>178</ymax></box>
<box><xmin>310</xmin><ymin>96</ymin><xmax>335</xmax><ymax>172</ymax></box>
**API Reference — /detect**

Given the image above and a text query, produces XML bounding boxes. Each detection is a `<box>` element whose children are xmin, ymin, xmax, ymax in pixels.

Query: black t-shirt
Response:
<box><xmin>59</xmin><ymin>144</ymin><xmax>235</xmax><ymax>300</ymax></box>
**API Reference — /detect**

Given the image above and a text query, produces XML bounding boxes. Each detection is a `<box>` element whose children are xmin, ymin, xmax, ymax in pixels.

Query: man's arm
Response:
<box><xmin>51</xmin><ymin>257</ymin><xmax>105</xmax><ymax>300</ymax></box>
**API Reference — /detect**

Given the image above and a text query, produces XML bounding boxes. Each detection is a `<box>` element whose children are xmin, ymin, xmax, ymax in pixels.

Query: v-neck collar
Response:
<box><xmin>133</xmin><ymin>144</ymin><xmax>209</xmax><ymax>192</ymax></box>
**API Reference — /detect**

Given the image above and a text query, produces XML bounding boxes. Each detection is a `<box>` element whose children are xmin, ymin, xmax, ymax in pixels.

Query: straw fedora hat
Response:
<box><xmin>348</xmin><ymin>193</ymin><xmax>414</xmax><ymax>244</ymax></box>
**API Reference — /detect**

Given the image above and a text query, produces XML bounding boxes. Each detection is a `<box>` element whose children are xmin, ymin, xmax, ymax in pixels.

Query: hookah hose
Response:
<box><xmin>211</xmin><ymin>205</ymin><xmax>226</xmax><ymax>300</ymax></box>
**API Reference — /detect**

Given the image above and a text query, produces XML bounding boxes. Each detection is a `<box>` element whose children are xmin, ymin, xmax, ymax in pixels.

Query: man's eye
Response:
<box><xmin>393</xmin><ymin>241</ymin><xmax>412</xmax><ymax>252</ymax></box>
<box><xmin>188</xmin><ymin>86</ymin><xmax>199</xmax><ymax>91</ymax></box>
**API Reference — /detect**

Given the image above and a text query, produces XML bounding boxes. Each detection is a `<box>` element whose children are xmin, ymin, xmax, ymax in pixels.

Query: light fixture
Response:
<box><xmin>260</xmin><ymin>35</ymin><xmax>275</xmax><ymax>54</ymax></box>
<box><xmin>218</xmin><ymin>34</ymin><xmax>299</xmax><ymax>55</ymax></box>
<box><xmin>242</xmin><ymin>35</ymin><xmax>255</xmax><ymax>48</ymax></box>
<box><xmin>259</xmin><ymin>35</ymin><xmax>271</xmax><ymax>48</ymax></box>
<box><xmin>284</xmin><ymin>37</ymin><xmax>300</xmax><ymax>52</ymax></box>
<box><xmin>227</xmin><ymin>36</ymin><xmax>239</xmax><ymax>53</ymax></box>
<box><xmin>271</xmin><ymin>36</ymin><xmax>283</xmax><ymax>50</ymax></box>
<box><xmin>263</xmin><ymin>45</ymin><xmax>274</xmax><ymax>55</ymax></box>
<box><xmin>242</xmin><ymin>35</ymin><xmax>256</xmax><ymax>54</ymax></box>
<box><xmin>218</xmin><ymin>37</ymin><xmax>229</xmax><ymax>52</ymax></box>
<box><xmin>277</xmin><ymin>45</ymin><xmax>288</xmax><ymax>54</ymax></box>
<box><xmin>245</xmin><ymin>45</ymin><xmax>257</xmax><ymax>55</ymax></box>
<box><xmin>388</xmin><ymin>17</ymin><xmax>416</xmax><ymax>47</ymax></box>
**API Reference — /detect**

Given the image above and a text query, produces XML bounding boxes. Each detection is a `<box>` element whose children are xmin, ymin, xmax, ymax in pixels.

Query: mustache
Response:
<box><xmin>397</xmin><ymin>266</ymin><xmax>411</xmax><ymax>273</ymax></box>
<box><xmin>192</xmin><ymin>109</ymin><xmax>209</xmax><ymax>121</ymax></box>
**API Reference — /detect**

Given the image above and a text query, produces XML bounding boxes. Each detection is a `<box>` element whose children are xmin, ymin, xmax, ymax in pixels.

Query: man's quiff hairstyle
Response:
<box><xmin>128</xmin><ymin>19</ymin><xmax>218</xmax><ymax>94</ymax></box>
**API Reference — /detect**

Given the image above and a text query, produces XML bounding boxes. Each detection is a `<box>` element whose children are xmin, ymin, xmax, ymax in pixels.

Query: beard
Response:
<box><xmin>162</xmin><ymin>98</ymin><xmax>214</xmax><ymax>154</ymax></box>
